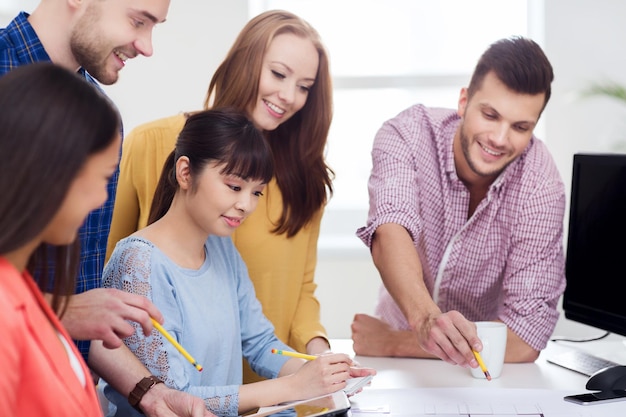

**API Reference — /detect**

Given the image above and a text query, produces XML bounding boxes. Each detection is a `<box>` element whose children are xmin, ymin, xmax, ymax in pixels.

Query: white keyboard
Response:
<box><xmin>546</xmin><ymin>347</ymin><xmax>619</xmax><ymax>377</ymax></box>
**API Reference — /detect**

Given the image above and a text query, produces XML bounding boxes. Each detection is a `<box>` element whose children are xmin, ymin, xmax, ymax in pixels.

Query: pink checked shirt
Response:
<box><xmin>357</xmin><ymin>104</ymin><xmax>566</xmax><ymax>351</ymax></box>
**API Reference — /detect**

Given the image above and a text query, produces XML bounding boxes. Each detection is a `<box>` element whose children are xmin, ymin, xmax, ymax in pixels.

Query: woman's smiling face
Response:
<box><xmin>250</xmin><ymin>32</ymin><xmax>319</xmax><ymax>131</ymax></box>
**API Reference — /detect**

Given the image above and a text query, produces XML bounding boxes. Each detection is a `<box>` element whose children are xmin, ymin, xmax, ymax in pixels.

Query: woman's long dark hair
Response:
<box><xmin>0</xmin><ymin>63</ymin><xmax>120</xmax><ymax>314</ymax></box>
<box><xmin>149</xmin><ymin>108</ymin><xmax>274</xmax><ymax>224</ymax></box>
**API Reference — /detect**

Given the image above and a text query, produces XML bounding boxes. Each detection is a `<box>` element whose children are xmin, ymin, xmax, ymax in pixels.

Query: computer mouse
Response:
<box><xmin>586</xmin><ymin>365</ymin><xmax>626</xmax><ymax>391</ymax></box>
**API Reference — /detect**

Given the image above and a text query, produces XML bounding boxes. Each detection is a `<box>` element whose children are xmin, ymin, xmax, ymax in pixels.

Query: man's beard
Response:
<box><xmin>459</xmin><ymin>122</ymin><xmax>510</xmax><ymax>179</ymax></box>
<box><xmin>69</xmin><ymin>5</ymin><xmax>119</xmax><ymax>85</ymax></box>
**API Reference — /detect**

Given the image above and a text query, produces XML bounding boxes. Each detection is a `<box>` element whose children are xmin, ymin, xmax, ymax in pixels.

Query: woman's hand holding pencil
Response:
<box><xmin>271</xmin><ymin>348</ymin><xmax>318</xmax><ymax>361</ymax></box>
<box><xmin>270</xmin><ymin>348</ymin><xmax>377</xmax><ymax>399</ymax></box>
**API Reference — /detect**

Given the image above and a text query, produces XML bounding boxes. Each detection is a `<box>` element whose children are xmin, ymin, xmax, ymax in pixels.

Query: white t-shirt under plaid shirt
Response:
<box><xmin>357</xmin><ymin>104</ymin><xmax>566</xmax><ymax>351</ymax></box>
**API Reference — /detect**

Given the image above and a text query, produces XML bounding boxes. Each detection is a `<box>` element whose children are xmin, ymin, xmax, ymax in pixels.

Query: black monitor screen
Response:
<box><xmin>564</xmin><ymin>153</ymin><xmax>626</xmax><ymax>337</ymax></box>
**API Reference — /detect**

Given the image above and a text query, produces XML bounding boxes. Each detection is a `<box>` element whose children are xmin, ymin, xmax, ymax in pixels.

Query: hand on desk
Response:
<box><xmin>352</xmin><ymin>313</ymin><xmax>540</xmax><ymax>365</ymax></box>
<box><xmin>352</xmin><ymin>314</ymin><xmax>411</xmax><ymax>357</ymax></box>
<box><xmin>414</xmin><ymin>311</ymin><xmax>540</xmax><ymax>365</ymax></box>
<box><xmin>414</xmin><ymin>309</ymin><xmax>482</xmax><ymax>367</ymax></box>
<box><xmin>351</xmin><ymin>312</ymin><xmax>481</xmax><ymax>369</ymax></box>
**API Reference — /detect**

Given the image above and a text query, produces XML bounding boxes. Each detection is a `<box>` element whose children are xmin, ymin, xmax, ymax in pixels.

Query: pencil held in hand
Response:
<box><xmin>271</xmin><ymin>348</ymin><xmax>317</xmax><ymax>361</ymax></box>
<box><xmin>151</xmin><ymin>318</ymin><xmax>203</xmax><ymax>372</ymax></box>
<box><xmin>472</xmin><ymin>350</ymin><xmax>491</xmax><ymax>381</ymax></box>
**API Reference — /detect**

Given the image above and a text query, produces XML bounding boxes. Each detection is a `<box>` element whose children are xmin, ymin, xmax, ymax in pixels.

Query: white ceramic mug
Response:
<box><xmin>470</xmin><ymin>321</ymin><xmax>507</xmax><ymax>379</ymax></box>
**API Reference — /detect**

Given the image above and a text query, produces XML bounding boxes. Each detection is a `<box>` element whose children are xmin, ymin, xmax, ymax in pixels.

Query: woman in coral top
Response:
<box><xmin>0</xmin><ymin>63</ymin><xmax>121</xmax><ymax>416</ymax></box>
<box><xmin>106</xmin><ymin>10</ymin><xmax>334</xmax><ymax>382</ymax></box>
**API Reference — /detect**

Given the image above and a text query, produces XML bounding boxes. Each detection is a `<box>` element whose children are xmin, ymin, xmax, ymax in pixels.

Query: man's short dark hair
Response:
<box><xmin>468</xmin><ymin>36</ymin><xmax>554</xmax><ymax>112</ymax></box>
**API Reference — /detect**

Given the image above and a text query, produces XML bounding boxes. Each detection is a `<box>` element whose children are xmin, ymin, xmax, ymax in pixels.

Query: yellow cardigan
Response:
<box><xmin>106</xmin><ymin>113</ymin><xmax>328</xmax><ymax>381</ymax></box>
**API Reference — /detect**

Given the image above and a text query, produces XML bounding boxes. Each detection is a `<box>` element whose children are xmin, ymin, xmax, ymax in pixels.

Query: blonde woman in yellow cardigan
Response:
<box><xmin>106</xmin><ymin>10</ymin><xmax>334</xmax><ymax>382</ymax></box>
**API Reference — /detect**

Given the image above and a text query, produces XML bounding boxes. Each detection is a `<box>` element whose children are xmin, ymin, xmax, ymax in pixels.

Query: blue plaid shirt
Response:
<box><xmin>0</xmin><ymin>12</ymin><xmax>123</xmax><ymax>361</ymax></box>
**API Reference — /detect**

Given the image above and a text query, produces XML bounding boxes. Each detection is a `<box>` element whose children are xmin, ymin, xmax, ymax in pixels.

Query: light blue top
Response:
<box><xmin>102</xmin><ymin>235</ymin><xmax>291</xmax><ymax>417</ymax></box>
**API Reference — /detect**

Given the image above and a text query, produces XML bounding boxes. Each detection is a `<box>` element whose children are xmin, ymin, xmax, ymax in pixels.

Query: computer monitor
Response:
<box><xmin>563</xmin><ymin>153</ymin><xmax>626</xmax><ymax>337</ymax></box>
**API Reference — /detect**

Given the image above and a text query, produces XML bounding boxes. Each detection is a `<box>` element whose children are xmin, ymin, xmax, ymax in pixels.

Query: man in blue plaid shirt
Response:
<box><xmin>0</xmin><ymin>2</ymin><xmax>212</xmax><ymax>416</ymax></box>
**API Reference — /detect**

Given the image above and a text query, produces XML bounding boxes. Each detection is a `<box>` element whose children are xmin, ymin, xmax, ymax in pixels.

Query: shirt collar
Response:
<box><xmin>443</xmin><ymin>118</ymin><xmax>461</xmax><ymax>179</ymax></box>
<box><xmin>7</xmin><ymin>12</ymin><xmax>52</xmax><ymax>64</ymax></box>
<box><xmin>7</xmin><ymin>14</ymin><xmax>98</xmax><ymax>87</ymax></box>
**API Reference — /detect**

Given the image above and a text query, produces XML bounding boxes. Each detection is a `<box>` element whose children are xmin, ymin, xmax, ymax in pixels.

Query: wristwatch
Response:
<box><xmin>128</xmin><ymin>375</ymin><xmax>164</xmax><ymax>414</ymax></box>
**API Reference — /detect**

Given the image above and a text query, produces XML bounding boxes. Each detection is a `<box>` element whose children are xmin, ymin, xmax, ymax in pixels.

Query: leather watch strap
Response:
<box><xmin>128</xmin><ymin>375</ymin><xmax>164</xmax><ymax>414</ymax></box>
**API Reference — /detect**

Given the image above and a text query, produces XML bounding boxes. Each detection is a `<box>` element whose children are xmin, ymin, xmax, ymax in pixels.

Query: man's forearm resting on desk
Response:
<box><xmin>352</xmin><ymin>313</ymin><xmax>435</xmax><ymax>358</ymax></box>
<box><xmin>352</xmin><ymin>314</ymin><xmax>539</xmax><ymax>363</ymax></box>
<box><xmin>504</xmin><ymin>328</ymin><xmax>539</xmax><ymax>363</ymax></box>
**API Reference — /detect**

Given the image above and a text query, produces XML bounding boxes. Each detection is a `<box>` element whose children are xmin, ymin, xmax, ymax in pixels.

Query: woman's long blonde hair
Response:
<box><xmin>205</xmin><ymin>10</ymin><xmax>334</xmax><ymax>237</ymax></box>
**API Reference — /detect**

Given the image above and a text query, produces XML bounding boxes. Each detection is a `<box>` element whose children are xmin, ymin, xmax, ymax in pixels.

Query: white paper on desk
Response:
<box><xmin>349</xmin><ymin>388</ymin><xmax>621</xmax><ymax>417</ymax></box>
<box><xmin>344</xmin><ymin>376</ymin><xmax>374</xmax><ymax>396</ymax></box>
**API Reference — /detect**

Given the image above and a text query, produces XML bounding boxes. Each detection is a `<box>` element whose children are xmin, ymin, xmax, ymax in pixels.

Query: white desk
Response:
<box><xmin>332</xmin><ymin>339</ymin><xmax>591</xmax><ymax>390</ymax></box>
<box><xmin>330</xmin><ymin>338</ymin><xmax>626</xmax><ymax>416</ymax></box>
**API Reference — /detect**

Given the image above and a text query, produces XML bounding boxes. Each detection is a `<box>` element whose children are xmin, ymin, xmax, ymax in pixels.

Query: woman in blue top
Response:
<box><xmin>103</xmin><ymin>108</ymin><xmax>374</xmax><ymax>416</ymax></box>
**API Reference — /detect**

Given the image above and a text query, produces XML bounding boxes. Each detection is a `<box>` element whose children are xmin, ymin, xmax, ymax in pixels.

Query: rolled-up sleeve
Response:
<box><xmin>356</xmin><ymin>115</ymin><xmax>426</xmax><ymax>248</ymax></box>
<box><xmin>500</xmin><ymin>163</ymin><xmax>566</xmax><ymax>351</ymax></box>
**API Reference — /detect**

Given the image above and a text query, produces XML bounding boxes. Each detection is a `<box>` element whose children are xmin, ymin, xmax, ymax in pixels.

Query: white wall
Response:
<box><xmin>545</xmin><ymin>0</ymin><xmax>626</xmax><ymax>190</ymax></box>
<box><xmin>543</xmin><ymin>0</ymin><xmax>626</xmax><ymax>339</ymax></box>
<box><xmin>2</xmin><ymin>1</ymin><xmax>625</xmax><ymax>340</ymax></box>
<box><xmin>105</xmin><ymin>2</ymin><xmax>249</xmax><ymax>133</ymax></box>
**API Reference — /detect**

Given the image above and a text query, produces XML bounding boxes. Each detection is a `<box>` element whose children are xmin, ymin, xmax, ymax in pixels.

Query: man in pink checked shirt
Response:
<box><xmin>352</xmin><ymin>37</ymin><xmax>565</xmax><ymax>370</ymax></box>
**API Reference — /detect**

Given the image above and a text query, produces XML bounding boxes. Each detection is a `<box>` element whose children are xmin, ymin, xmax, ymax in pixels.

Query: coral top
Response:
<box><xmin>0</xmin><ymin>257</ymin><xmax>102</xmax><ymax>416</ymax></box>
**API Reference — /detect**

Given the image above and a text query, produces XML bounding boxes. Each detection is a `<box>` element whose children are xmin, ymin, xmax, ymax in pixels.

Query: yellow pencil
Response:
<box><xmin>271</xmin><ymin>348</ymin><xmax>317</xmax><ymax>361</ymax></box>
<box><xmin>151</xmin><ymin>318</ymin><xmax>203</xmax><ymax>372</ymax></box>
<box><xmin>472</xmin><ymin>350</ymin><xmax>491</xmax><ymax>381</ymax></box>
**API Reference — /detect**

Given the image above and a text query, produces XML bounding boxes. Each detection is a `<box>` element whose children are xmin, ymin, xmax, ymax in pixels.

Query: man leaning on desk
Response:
<box><xmin>351</xmin><ymin>36</ymin><xmax>566</xmax><ymax>369</ymax></box>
